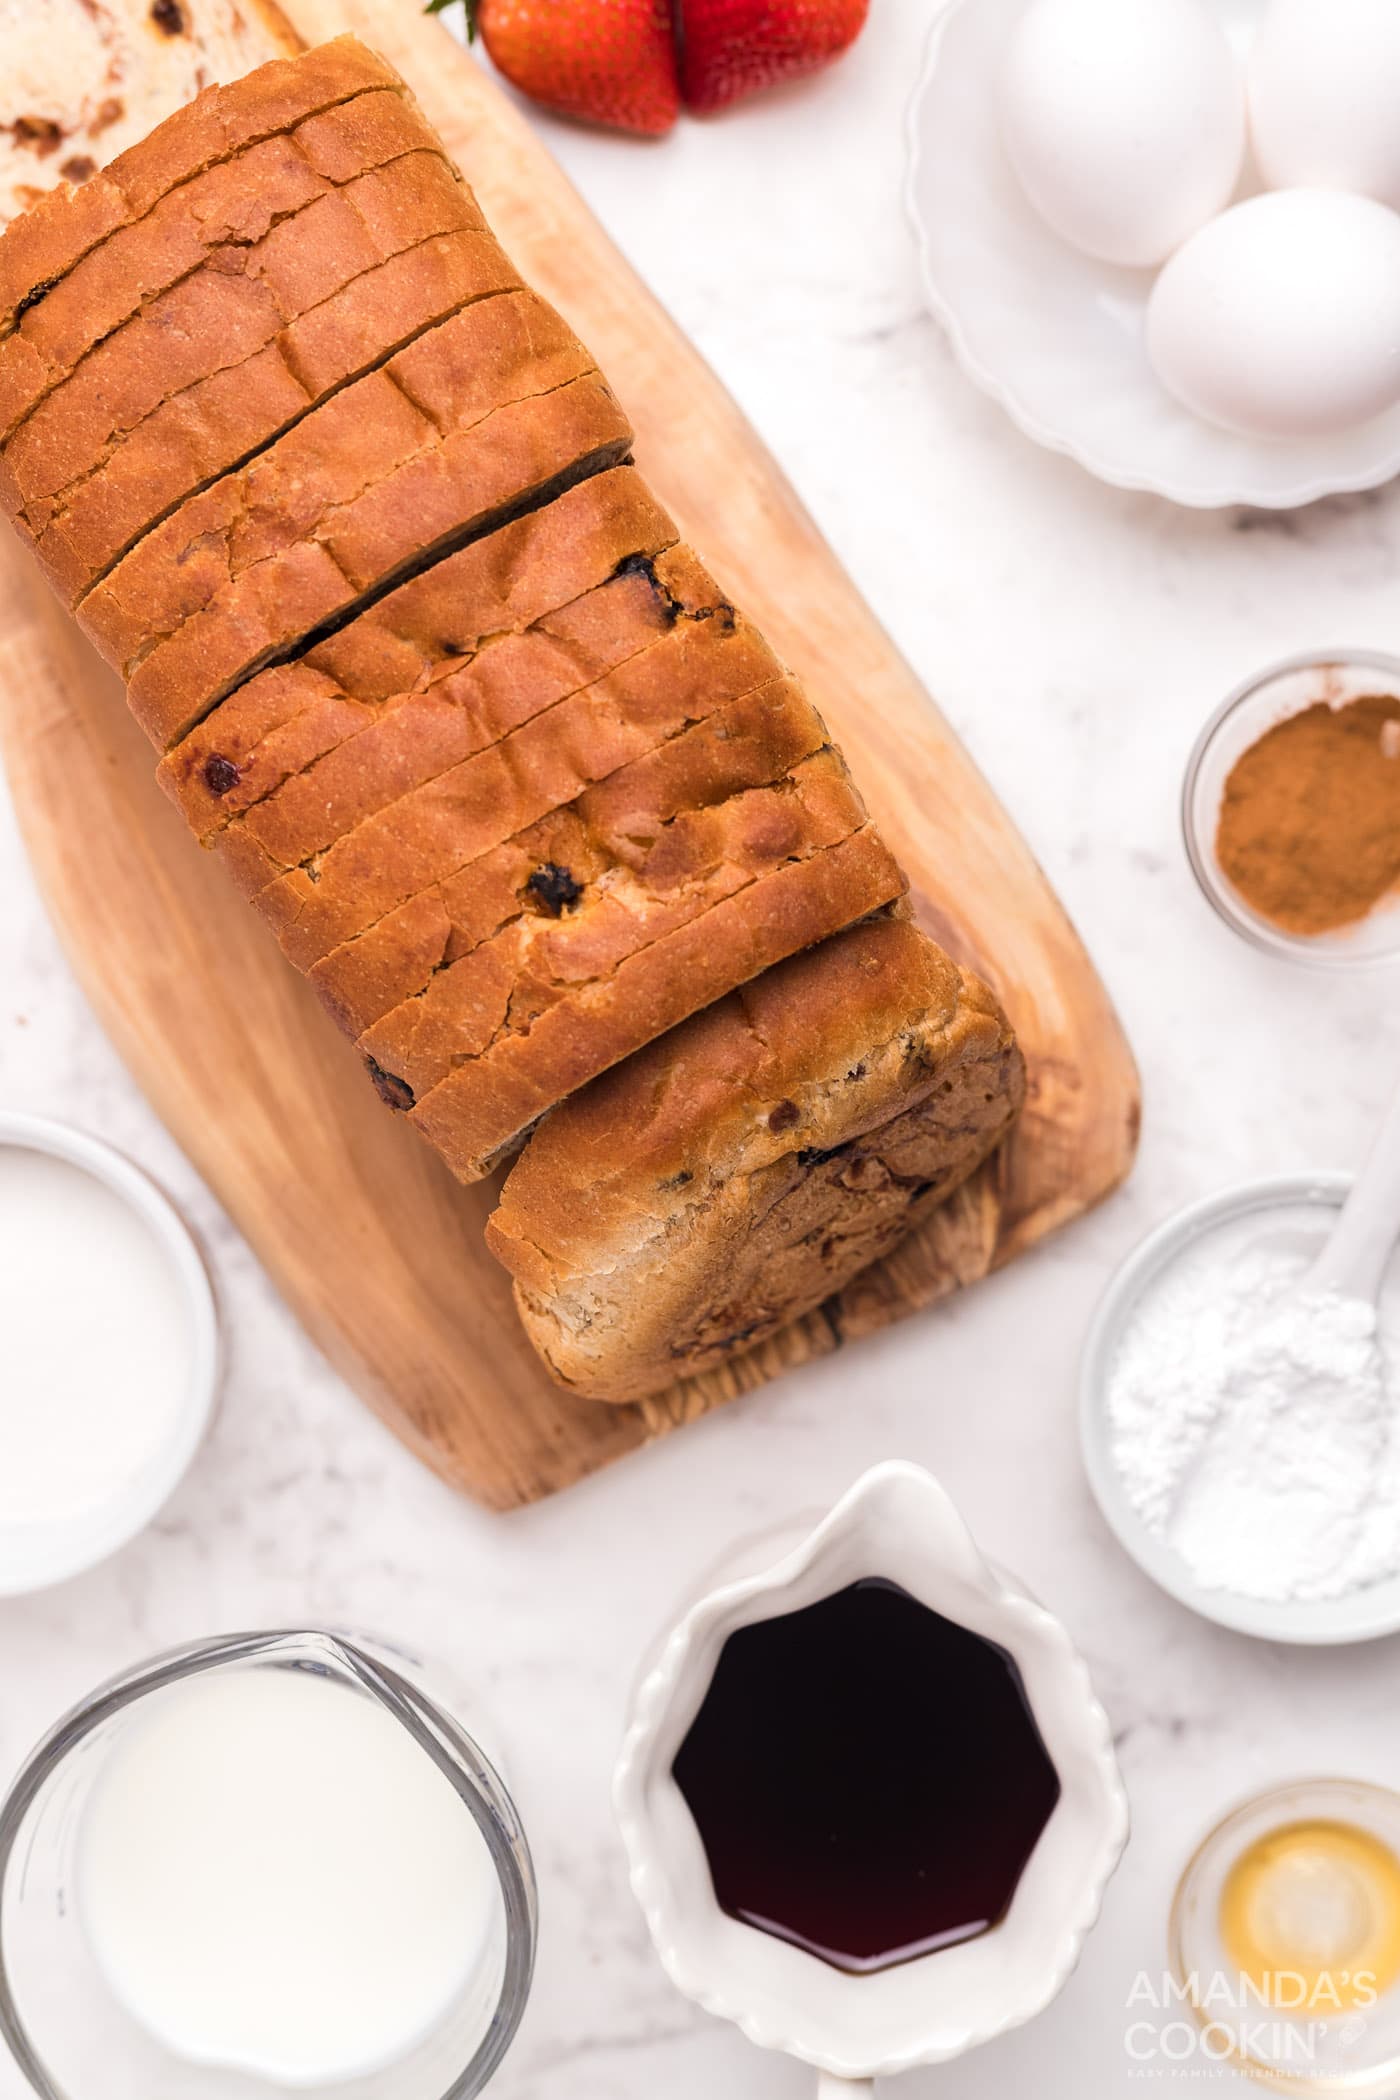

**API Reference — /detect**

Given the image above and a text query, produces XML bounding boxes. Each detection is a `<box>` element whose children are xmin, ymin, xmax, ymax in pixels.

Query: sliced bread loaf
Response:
<box><xmin>487</xmin><ymin>917</ymin><xmax>1024</xmax><ymax>1401</ymax></box>
<box><xmin>407</xmin><ymin>823</ymin><xmax>907</xmax><ymax>1182</ymax></box>
<box><xmin>108</xmin><ymin>372</ymin><xmax>634</xmax><ymax>746</ymax></box>
<box><xmin>1</xmin><ymin>146</ymin><xmax>483</xmax><ymax>542</ymax></box>
<box><xmin>159</xmin><ymin>544</ymin><xmax>742</xmax><ymax>844</ymax></box>
<box><xmin>244</xmin><ymin>672</ymin><xmax>827</xmax><ymax>978</ymax></box>
<box><xmin>80</xmin><ymin>288</ymin><xmax>601</xmax><ymax>662</ymax></box>
<box><xmin>0</xmin><ymin>89</ymin><xmax>446</xmax><ymax>444</ymax></box>
<box><xmin>29</xmin><ymin>228</ymin><xmax>521</xmax><ymax>599</ymax></box>
<box><xmin>356</xmin><ymin>742</ymin><xmax>870</xmax><ymax>1103</ymax></box>
<box><xmin>216</xmin><ymin>600</ymin><xmax>782</xmax><ymax>963</ymax></box>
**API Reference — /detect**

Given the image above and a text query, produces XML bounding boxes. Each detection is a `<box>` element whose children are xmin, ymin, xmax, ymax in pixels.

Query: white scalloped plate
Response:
<box><xmin>906</xmin><ymin>0</ymin><xmax>1400</xmax><ymax>509</ymax></box>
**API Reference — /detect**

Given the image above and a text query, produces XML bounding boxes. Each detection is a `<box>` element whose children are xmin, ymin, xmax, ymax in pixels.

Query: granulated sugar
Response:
<box><xmin>1107</xmin><ymin>1210</ymin><xmax>1400</xmax><ymax>1602</ymax></box>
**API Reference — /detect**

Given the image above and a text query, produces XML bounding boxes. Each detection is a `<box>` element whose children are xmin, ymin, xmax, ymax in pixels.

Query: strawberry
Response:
<box><xmin>458</xmin><ymin>0</ymin><xmax>682</xmax><ymax>138</ymax></box>
<box><xmin>677</xmin><ymin>0</ymin><xmax>870</xmax><ymax>113</ymax></box>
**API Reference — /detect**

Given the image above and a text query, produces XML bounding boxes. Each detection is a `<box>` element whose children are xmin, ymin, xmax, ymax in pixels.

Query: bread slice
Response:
<box><xmin>1</xmin><ymin>147</ymin><xmax>483</xmax><ymax>540</ymax></box>
<box><xmin>486</xmin><ymin>918</ymin><xmax>1025</xmax><ymax>1402</ymax></box>
<box><xmin>29</xmin><ymin>229</ymin><xmax>522</xmax><ymax>600</ymax></box>
<box><xmin>0</xmin><ymin>35</ymin><xmax>398</xmax><ymax>324</ymax></box>
<box><xmin>106</xmin><ymin>373</ymin><xmax>633</xmax><ymax>747</ymax></box>
<box><xmin>246</xmin><ymin>673</ymin><xmax>827</xmax><ymax>994</ymax></box>
<box><xmin>404</xmin><ymin>823</ymin><xmax>907</xmax><ymax>1182</ymax></box>
<box><xmin>81</xmin><ymin>288</ymin><xmax>601</xmax><ymax>664</ymax></box>
<box><xmin>358</xmin><ymin>741</ymin><xmax>869</xmax><ymax>1102</ymax></box>
<box><xmin>160</xmin><ymin>543</ymin><xmax>743</xmax><ymax>844</ymax></box>
<box><xmin>0</xmin><ymin>90</ymin><xmax>445</xmax><ymax>443</ymax></box>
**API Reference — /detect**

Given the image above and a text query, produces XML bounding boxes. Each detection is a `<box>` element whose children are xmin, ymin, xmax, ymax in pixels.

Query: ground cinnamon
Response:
<box><xmin>1215</xmin><ymin>693</ymin><xmax>1400</xmax><ymax>935</ymax></box>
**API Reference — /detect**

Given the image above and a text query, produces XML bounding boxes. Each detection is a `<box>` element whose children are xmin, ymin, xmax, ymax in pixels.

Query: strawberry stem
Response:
<box><xmin>423</xmin><ymin>0</ymin><xmax>478</xmax><ymax>39</ymax></box>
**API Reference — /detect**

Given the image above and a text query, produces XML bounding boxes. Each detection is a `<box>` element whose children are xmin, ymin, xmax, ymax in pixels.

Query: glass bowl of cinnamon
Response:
<box><xmin>1183</xmin><ymin>649</ymin><xmax>1400</xmax><ymax>967</ymax></box>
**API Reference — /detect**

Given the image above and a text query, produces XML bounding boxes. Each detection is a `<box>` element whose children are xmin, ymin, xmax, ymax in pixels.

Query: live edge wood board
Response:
<box><xmin>0</xmin><ymin>0</ymin><xmax>1140</xmax><ymax>1511</ymax></box>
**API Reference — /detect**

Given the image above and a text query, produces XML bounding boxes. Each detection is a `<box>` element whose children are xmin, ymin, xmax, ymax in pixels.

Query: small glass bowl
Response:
<box><xmin>1170</xmin><ymin>1779</ymin><xmax>1400</xmax><ymax>2096</ymax></box>
<box><xmin>1182</xmin><ymin>650</ymin><xmax>1400</xmax><ymax>969</ymax></box>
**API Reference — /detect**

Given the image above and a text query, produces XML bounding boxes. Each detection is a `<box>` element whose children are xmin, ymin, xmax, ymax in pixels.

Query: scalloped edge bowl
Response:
<box><xmin>906</xmin><ymin>0</ymin><xmax>1400</xmax><ymax>509</ymax></box>
<box><xmin>613</xmin><ymin>1461</ymin><xmax>1129</xmax><ymax>2081</ymax></box>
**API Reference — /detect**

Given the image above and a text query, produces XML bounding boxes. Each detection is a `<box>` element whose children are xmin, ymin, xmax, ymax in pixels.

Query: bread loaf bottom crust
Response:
<box><xmin>161</xmin><ymin>543</ymin><xmax>737</xmax><ymax>846</ymax></box>
<box><xmin>0</xmin><ymin>89</ymin><xmax>447</xmax><ymax>447</ymax></box>
<box><xmin>0</xmin><ymin>38</ymin><xmax>401</xmax><ymax>336</ymax></box>
<box><xmin>2</xmin><ymin>146</ymin><xmax>483</xmax><ymax>535</ymax></box>
<box><xmin>30</xmin><ymin>231</ymin><xmax>522</xmax><ymax>601</ymax></box>
<box><xmin>404</xmin><ymin>823</ymin><xmax>908</xmax><ymax>1183</ymax></box>
<box><xmin>114</xmin><ymin>377</ymin><xmax>635</xmax><ymax>748</ymax></box>
<box><xmin>487</xmin><ymin>919</ymin><xmax>1025</xmax><ymax>1402</ymax></box>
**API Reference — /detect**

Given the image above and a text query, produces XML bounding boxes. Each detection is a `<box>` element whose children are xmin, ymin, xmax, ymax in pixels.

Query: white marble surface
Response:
<box><xmin>3</xmin><ymin>3</ymin><xmax>1400</xmax><ymax>2093</ymax></box>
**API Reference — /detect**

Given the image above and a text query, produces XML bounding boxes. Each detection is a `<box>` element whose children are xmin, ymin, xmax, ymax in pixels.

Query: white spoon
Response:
<box><xmin>1305</xmin><ymin>1071</ymin><xmax>1400</xmax><ymax>1304</ymax></box>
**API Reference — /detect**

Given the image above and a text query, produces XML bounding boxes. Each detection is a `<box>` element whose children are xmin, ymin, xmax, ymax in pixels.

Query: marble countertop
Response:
<box><xmin>3</xmin><ymin>4</ymin><xmax>1400</xmax><ymax>2093</ymax></box>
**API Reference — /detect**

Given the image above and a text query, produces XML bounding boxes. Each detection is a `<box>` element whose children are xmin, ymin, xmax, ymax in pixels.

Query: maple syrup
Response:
<box><xmin>672</xmin><ymin>1578</ymin><xmax>1061</xmax><ymax>1974</ymax></box>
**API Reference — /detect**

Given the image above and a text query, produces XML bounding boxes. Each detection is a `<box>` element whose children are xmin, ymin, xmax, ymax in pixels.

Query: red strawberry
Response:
<box><xmin>464</xmin><ymin>0</ymin><xmax>682</xmax><ymax>137</ymax></box>
<box><xmin>677</xmin><ymin>0</ymin><xmax>870</xmax><ymax>112</ymax></box>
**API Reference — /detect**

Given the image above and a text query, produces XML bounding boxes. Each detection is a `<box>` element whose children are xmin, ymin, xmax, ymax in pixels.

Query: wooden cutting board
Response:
<box><xmin>0</xmin><ymin>1</ymin><xmax>1140</xmax><ymax>1511</ymax></box>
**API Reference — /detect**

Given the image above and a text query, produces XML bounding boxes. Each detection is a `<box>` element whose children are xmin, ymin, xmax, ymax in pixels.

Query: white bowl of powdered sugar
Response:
<box><xmin>1081</xmin><ymin>1174</ymin><xmax>1400</xmax><ymax>1644</ymax></box>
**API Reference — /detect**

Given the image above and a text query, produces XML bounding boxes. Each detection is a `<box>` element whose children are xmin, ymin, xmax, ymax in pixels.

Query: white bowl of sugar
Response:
<box><xmin>0</xmin><ymin>1113</ymin><xmax>219</xmax><ymax>1594</ymax></box>
<box><xmin>1081</xmin><ymin>1173</ymin><xmax>1400</xmax><ymax>1645</ymax></box>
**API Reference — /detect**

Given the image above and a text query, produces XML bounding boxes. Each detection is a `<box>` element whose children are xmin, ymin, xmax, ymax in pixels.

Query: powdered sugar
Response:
<box><xmin>1107</xmin><ymin>1215</ymin><xmax>1400</xmax><ymax>1602</ymax></box>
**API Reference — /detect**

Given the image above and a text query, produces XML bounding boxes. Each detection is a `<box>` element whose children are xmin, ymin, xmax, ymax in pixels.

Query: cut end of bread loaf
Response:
<box><xmin>486</xmin><ymin>917</ymin><xmax>1026</xmax><ymax>1403</ymax></box>
<box><xmin>0</xmin><ymin>0</ymin><xmax>303</xmax><ymax>240</ymax></box>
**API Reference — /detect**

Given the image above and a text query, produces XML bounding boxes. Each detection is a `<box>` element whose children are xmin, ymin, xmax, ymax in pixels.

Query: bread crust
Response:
<box><xmin>487</xmin><ymin>919</ymin><xmax>1024</xmax><ymax>1399</ymax></box>
<box><xmin>29</xmin><ymin>230</ymin><xmax>522</xmax><ymax>600</ymax></box>
<box><xmin>358</xmin><ymin>746</ymin><xmax>870</xmax><ymax>1103</ymax></box>
<box><xmin>107</xmin><ymin>375</ymin><xmax>633</xmax><ymax>748</ymax></box>
<box><xmin>1</xmin><ymin>147</ymin><xmax>484</xmax><ymax>546</ymax></box>
<box><xmin>404</xmin><ymin>825</ymin><xmax>907</xmax><ymax>1182</ymax></box>
<box><xmin>229</xmin><ymin>616</ymin><xmax>786</xmax><ymax>982</ymax></box>
<box><xmin>182</xmin><ymin>464</ymin><xmax>677</xmax><ymax>832</ymax></box>
<box><xmin>245</xmin><ymin>672</ymin><xmax>820</xmax><ymax>989</ymax></box>
<box><xmin>0</xmin><ymin>38</ymin><xmax>401</xmax><ymax>334</ymax></box>
<box><xmin>0</xmin><ymin>91</ymin><xmax>445</xmax><ymax>446</ymax></box>
<box><xmin>81</xmin><ymin>289</ymin><xmax>600</xmax><ymax>663</ymax></box>
<box><xmin>160</xmin><ymin>545</ymin><xmax>739</xmax><ymax>845</ymax></box>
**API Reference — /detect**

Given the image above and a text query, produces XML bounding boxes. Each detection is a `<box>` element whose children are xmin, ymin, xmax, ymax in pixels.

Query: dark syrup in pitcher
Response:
<box><xmin>672</xmin><ymin>1578</ymin><xmax>1061</xmax><ymax>1974</ymax></box>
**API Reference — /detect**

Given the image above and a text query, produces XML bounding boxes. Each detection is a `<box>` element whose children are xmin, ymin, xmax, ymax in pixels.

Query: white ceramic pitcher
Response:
<box><xmin>614</xmin><ymin>1461</ymin><xmax>1129</xmax><ymax>2093</ymax></box>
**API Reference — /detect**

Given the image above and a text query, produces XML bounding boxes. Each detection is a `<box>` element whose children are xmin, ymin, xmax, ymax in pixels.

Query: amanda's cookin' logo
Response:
<box><xmin>1124</xmin><ymin>1969</ymin><xmax>1376</xmax><ymax>2077</ymax></box>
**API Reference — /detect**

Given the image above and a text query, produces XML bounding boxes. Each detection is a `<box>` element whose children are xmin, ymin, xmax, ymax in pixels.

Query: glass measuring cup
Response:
<box><xmin>0</xmin><ymin>1630</ymin><xmax>537</xmax><ymax>2100</ymax></box>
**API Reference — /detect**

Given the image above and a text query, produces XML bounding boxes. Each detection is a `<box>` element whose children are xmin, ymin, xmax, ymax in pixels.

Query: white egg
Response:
<box><xmin>1147</xmin><ymin>191</ymin><xmax>1400</xmax><ymax>439</ymax></box>
<box><xmin>999</xmin><ymin>0</ymin><xmax>1246</xmax><ymax>268</ymax></box>
<box><xmin>1250</xmin><ymin>0</ymin><xmax>1400</xmax><ymax>211</ymax></box>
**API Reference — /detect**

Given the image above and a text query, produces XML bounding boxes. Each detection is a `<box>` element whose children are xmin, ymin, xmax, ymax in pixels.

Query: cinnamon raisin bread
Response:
<box><xmin>407</xmin><ymin>823</ymin><xmax>905</xmax><ymax>1181</ymax></box>
<box><xmin>28</xmin><ymin>229</ymin><xmax>521</xmax><ymax>598</ymax></box>
<box><xmin>221</xmin><ymin>610</ymin><xmax>787</xmax><ymax>963</ymax></box>
<box><xmin>157</xmin><ymin>477</ymin><xmax>700</xmax><ymax>839</ymax></box>
<box><xmin>1</xmin><ymin>147</ymin><xmax>488</xmax><ymax>551</ymax></box>
<box><xmin>161</xmin><ymin>544</ymin><xmax>753</xmax><ymax>847</ymax></box>
<box><xmin>0</xmin><ymin>41</ymin><xmax>928</xmax><ymax>1203</ymax></box>
<box><xmin>356</xmin><ymin>741</ymin><xmax>871</xmax><ymax>1100</ymax></box>
<box><xmin>79</xmin><ymin>287</ymin><xmax>606</xmax><ymax>662</ymax></box>
<box><xmin>487</xmin><ymin>917</ymin><xmax>1025</xmax><ymax>1401</ymax></box>
<box><xmin>0</xmin><ymin>91</ymin><xmax>448</xmax><ymax>451</ymax></box>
